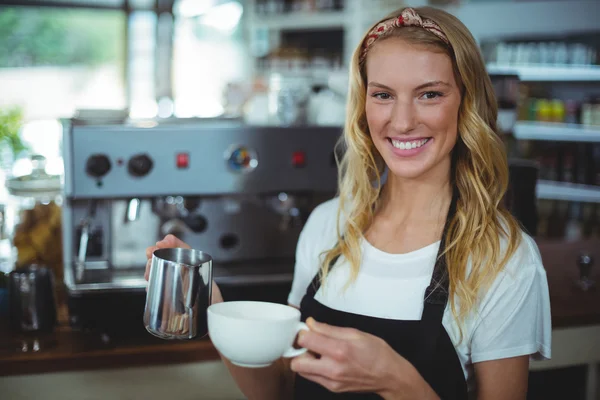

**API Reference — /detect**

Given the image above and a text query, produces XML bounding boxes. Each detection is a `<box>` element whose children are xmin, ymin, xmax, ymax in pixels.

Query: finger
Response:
<box><xmin>290</xmin><ymin>350</ymin><xmax>319</xmax><ymax>373</ymax></box>
<box><xmin>297</xmin><ymin>372</ymin><xmax>344</xmax><ymax>394</ymax></box>
<box><xmin>159</xmin><ymin>234</ymin><xmax>190</xmax><ymax>249</ymax></box>
<box><xmin>144</xmin><ymin>259</ymin><xmax>152</xmax><ymax>281</ymax></box>
<box><xmin>307</xmin><ymin>317</ymin><xmax>361</xmax><ymax>340</ymax></box>
<box><xmin>146</xmin><ymin>245</ymin><xmax>158</xmax><ymax>260</ymax></box>
<box><xmin>291</xmin><ymin>352</ymin><xmax>341</xmax><ymax>378</ymax></box>
<box><xmin>211</xmin><ymin>282</ymin><xmax>224</xmax><ymax>304</ymax></box>
<box><xmin>298</xmin><ymin>327</ymin><xmax>360</xmax><ymax>361</ymax></box>
<box><xmin>298</xmin><ymin>330</ymin><xmax>344</xmax><ymax>358</ymax></box>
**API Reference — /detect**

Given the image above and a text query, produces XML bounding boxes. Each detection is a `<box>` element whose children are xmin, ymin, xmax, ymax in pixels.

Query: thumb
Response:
<box><xmin>306</xmin><ymin>317</ymin><xmax>360</xmax><ymax>340</ymax></box>
<box><xmin>159</xmin><ymin>234</ymin><xmax>190</xmax><ymax>249</ymax></box>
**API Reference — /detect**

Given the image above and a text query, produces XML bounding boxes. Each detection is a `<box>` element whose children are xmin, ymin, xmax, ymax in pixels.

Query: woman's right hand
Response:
<box><xmin>145</xmin><ymin>234</ymin><xmax>224</xmax><ymax>304</ymax></box>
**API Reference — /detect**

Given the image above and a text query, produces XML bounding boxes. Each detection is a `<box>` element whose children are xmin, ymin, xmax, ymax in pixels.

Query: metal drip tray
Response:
<box><xmin>64</xmin><ymin>258</ymin><xmax>295</xmax><ymax>295</ymax></box>
<box><xmin>65</xmin><ymin>266</ymin><xmax>147</xmax><ymax>295</ymax></box>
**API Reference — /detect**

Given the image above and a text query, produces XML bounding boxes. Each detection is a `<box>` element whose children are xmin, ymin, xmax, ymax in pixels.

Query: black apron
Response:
<box><xmin>294</xmin><ymin>194</ymin><xmax>468</xmax><ymax>399</ymax></box>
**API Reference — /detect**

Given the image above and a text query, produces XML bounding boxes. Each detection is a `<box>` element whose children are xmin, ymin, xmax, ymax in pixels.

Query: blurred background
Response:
<box><xmin>0</xmin><ymin>0</ymin><xmax>599</xmax><ymax>399</ymax></box>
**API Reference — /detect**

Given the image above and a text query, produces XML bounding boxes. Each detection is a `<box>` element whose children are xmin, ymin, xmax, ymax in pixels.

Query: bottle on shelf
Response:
<box><xmin>561</xmin><ymin>148</ymin><xmax>574</xmax><ymax>183</ymax></box>
<box><xmin>574</xmin><ymin>144</ymin><xmax>588</xmax><ymax>185</ymax></box>
<box><xmin>590</xmin><ymin>204</ymin><xmax>600</xmax><ymax>239</ymax></box>
<box><xmin>550</xmin><ymin>99</ymin><xmax>565</xmax><ymax>123</ymax></box>
<box><xmin>582</xmin><ymin>204</ymin><xmax>596</xmax><ymax>239</ymax></box>
<box><xmin>291</xmin><ymin>0</ymin><xmax>311</xmax><ymax>12</ymax></box>
<box><xmin>545</xmin><ymin>144</ymin><xmax>558</xmax><ymax>182</ymax></box>
<box><xmin>536</xmin><ymin>154</ymin><xmax>551</xmax><ymax>181</ymax></box>
<box><xmin>581</xmin><ymin>98</ymin><xmax>594</xmax><ymax>126</ymax></box>
<box><xmin>594</xmin><ymin>144</ymin><xmax>600</xmax><ymax>186</ymax></box>
<box><xmin>487</xmin><ymin>40</ymin><xmax>598</xmax><ymax>67</ymax></box>
<box><xmin>518</xmin><ymin>96</ymin><xmax>600</xmax><ymax>126</ymax></box>
<box><xmin>536</xmin><ymin>199</ymin><xmax>552</xmax><ymax>238</ymax></box>
<box><xmin>593</xmin><ymin>96</ymin><xmax>600</xmax><ymax>126</ymax></box>
<box><xmin>263</xmin><ymin>0</ymin><xmax>285</xmax><ymax>15</ymax></box>
<box><xmin>565</xmin><ymin>202</ymin><xmax>583</xmax><ymax>242</ymax></box>
<box><xmin>546</xmin><ymin>200</ymin><xmax>564</xmax><ymax>239</ymax></box>
<box><xmin>536</xmin><ymin>99</ymin><xmax>552</xmax><ymax>122</ymax></box>
<box><xmin>564</xmin><ymin>99</ymin><xmax>580</xmax><ymax>124</ymax></box>
<box><xmin>315</xmin><ymin>0</ymin><xmax>336</xmax><ymax>11</ymax></box>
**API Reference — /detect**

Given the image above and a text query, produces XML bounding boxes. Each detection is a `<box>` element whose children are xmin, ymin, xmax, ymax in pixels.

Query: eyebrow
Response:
<box><xmin>367</xmin><ymin>80</ymin><xmax>452</xmax><ymax>91</ymax></box>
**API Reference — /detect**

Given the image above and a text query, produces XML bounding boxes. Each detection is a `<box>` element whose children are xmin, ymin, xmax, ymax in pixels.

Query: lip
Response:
<box><xmin>386</xmin><ymin>137</ymin><xmax>432</xmax><ymax>157</ymax></box>
<box><xmin>387</xmin><ymin>136</ymin><xmax>430</xmax><ymax>142</ymax></box>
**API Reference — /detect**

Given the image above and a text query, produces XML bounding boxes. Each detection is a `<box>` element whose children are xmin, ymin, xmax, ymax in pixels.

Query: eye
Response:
<box><xmin>372</xmin><ymin>92</ymin><xmax>392</xmax><ymax>100</ymax></box>
<box><xmin>421</xmin><ymin>91</ymin><xmax>443</xmax><ymax>100</ymax></box>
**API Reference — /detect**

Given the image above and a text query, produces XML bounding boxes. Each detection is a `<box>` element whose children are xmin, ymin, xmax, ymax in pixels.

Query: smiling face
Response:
<box><xmin>365</xmin><ymin>37</ymin><xmax>462</xmax><ymax>182</ymax></box>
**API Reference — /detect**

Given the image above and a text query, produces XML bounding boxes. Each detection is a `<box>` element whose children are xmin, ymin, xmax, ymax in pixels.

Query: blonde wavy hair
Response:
<box><xmin>321</xmin><ymin>6</ymin><xmax>522</xmax><ymax>328</ymax></box>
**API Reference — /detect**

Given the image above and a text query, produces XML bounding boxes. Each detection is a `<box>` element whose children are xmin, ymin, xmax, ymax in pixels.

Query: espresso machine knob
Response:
<box><xmin>128</xmin><ymin>154</ymin><xmax>154</xmax><ymax>177</ymax></box>
<box><xmin>86</xmin><ymin>154</ymin><xmax>111</xmax><ymax>178</ymax></box>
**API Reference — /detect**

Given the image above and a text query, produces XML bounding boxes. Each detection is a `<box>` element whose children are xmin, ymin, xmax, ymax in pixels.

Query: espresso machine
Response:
<box><xmin>61</xmin><ymin>119</ymin><xmax>341</xmax><ymax>337</ymax></box>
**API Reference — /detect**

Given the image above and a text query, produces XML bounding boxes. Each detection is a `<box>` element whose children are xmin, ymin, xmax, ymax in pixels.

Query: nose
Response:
<box><xmin>389</xmin><ymin>99</ymin><xmax>417</xmax><ymax>134</ymax></box>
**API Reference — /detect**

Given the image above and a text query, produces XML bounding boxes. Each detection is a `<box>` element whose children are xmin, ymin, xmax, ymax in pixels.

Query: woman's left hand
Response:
<box><xmin>290</xmin><ymin>318</ymin><xmax>438</xmax><ymax>399</ymax></box>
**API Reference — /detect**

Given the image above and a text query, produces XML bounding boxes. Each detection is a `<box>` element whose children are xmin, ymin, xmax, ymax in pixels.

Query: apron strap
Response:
<box><xmin>305</xmin><ymin>254</ymin><xmax>339</xmax><ymax>299</ymax></box>
<box><xmin>415</xmin><ymin>189</ymin><xmax>458</xmax><ymax>381</ymax></box>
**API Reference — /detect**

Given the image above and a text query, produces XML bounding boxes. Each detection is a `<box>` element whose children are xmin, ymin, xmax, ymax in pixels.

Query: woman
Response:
<box><xmin>146</xmin><ymin>6</ymin><xmax>551</xmax><ymax>399</ymax></box>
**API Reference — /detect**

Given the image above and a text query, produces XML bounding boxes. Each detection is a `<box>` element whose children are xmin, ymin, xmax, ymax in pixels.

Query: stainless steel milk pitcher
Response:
<box><xmin>144</xmin><ymin>248</ymin><xmax>213</xmax><ymax>339</ymax></box>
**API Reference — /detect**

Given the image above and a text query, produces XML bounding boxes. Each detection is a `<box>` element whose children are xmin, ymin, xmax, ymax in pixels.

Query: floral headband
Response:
<box><xmin>360</xmin><ymin>8</ymin><xmax>450</xmax><ymax>63</ymax></box>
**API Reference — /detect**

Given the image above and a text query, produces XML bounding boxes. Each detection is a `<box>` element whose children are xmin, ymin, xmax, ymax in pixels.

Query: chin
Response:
<box><xmin>386</xmin><ymin>166</ymin><xmax>431</xmax><ymax>181</ymax></box>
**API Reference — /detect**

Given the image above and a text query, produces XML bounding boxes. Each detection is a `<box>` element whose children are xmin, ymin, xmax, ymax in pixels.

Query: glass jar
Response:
<box><xmin>4</xmin><ymin>155</ymin><xmax>63</xmax><ymax>282</ymax></box>
<box><xmin>268</xmin><ymin>73</ymin><xmax>311</xmax><ymax>126</ymax></box>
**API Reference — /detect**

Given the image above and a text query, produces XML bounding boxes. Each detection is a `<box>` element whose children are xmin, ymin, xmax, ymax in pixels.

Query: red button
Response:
<box><xmin>176</xmin><ymin>153</ymin><xmax>189</xmax><ymax>169</ymax></box>
<box><xmin>292</xmin><ymin>151</ymin><xmax>305</xmax><ymax>167</ymax></box>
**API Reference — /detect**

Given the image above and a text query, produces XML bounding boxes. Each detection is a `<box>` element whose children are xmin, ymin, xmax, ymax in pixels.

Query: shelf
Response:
<box><xmin>537</xmin><ymin>180</ymin><xmax>600</xmax><ymax>203</ymax></box>
<box><xmin>486</xmin><ymin>63</ymin><xmax>600</xmax><ymax>81</ymax></box>
<box><xmin>253</xmin><ymin>11</ymin><xmax>348</xmax><ymax>31</ymax></box>
<box><xmin>256</xmin><ymin>68</ymin><xmax>338</xmax><ymax>86</ymax></box>
<box><xmin>514</xmin><ymin>122</ymin><xmax>600</xmax><ymax>143</ymax></box>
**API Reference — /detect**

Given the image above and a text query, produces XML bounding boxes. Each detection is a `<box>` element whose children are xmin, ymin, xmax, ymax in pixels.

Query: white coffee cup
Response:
<box><xmin>207</xmin><ymin>301</ymin><xmax>309</xmax><ymax>368</ymax></box>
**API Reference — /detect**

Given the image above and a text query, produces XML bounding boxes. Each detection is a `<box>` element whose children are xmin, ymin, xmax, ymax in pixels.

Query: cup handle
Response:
<box><xmin>282</xmin><ymin>322</ymin><xmax>309</xmax><ymax>358</ymax></box>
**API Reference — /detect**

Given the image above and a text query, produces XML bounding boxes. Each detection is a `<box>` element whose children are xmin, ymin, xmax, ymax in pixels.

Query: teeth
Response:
<box><xmin>391</xmin><ymin>138</ymin><xmax>429</xmax><ymax>150</ymax></box>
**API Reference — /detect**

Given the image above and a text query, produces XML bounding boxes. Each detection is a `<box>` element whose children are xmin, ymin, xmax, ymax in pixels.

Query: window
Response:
<box><xmin>171</xmin><ymin>0</ymin><xmax>249</xmax><ymax>118</ymax></box>
<box><xmin>0</xmin><ymin>6</ymin><xmax>127</xmax><ymax>120</ymax></box>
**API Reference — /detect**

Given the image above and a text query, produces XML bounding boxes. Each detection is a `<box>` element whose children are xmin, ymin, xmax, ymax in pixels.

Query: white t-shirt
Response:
<box><xmin>288</xmin><ymin>198</ymin><xmax>552</xmax><ymax>393</ymax></box>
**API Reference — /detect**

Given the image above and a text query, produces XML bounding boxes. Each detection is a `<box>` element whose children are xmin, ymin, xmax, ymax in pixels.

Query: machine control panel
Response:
<box><xmin>65</xmin><ymin>123</ymin><xmax>342</xmax><ymax>198</ymax></box>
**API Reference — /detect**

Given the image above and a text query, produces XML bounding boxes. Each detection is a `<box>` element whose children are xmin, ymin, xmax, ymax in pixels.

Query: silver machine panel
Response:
<box><xmin>61</xmin><ymin>120</ymin><xmax>341</xmax><ymax>296</ymax></box>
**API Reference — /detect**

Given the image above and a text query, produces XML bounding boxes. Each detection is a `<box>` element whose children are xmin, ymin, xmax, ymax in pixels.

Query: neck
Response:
<box><xmin>378</xmin><ymin>162</ymin><xmax>452</xmax><ymax>225</ymax></box>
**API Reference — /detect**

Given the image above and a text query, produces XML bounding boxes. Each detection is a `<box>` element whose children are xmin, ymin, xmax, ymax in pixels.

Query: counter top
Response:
<box><xmin>0</xmin><ymin>238</ymin><xmax>599</xmax><ymax>378</ymax></box>
<box><xmin>0</xmin><ymin>324</ymin><xmax>219</xmax><ymax>377</ymax></box>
